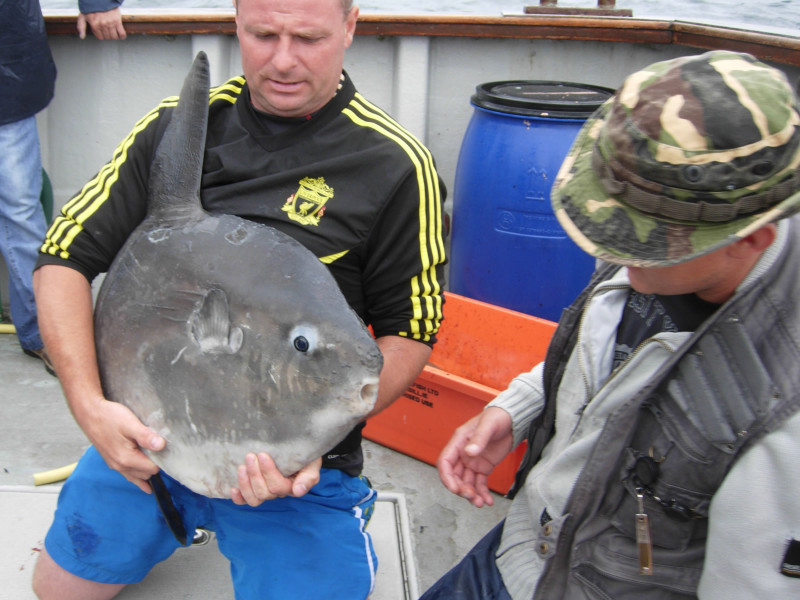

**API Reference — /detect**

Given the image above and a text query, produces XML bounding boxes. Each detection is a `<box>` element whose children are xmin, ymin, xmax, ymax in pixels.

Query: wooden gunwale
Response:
<box><xmin>43</xmin><ymin>13</ymin><xmax>800</xmax><ymax>66</ymax></box>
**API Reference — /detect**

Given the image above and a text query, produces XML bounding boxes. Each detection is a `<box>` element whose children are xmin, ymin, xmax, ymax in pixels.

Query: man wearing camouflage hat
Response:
<box><xmin>421</xmin><ymin>50</ymin><xmax>800</xmax><ymax>599</ymax></box>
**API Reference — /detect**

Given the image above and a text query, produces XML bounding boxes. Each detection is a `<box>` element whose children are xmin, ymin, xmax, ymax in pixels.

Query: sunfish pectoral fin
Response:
<box><xmin>147</xmin><ymin>51</ymin><xmax>210</xmax><ymax>221</ymax></box>
<box><xmin>191</xmin><ymin>288</ymin><xmax>243</xmax><ymax>354</ymax></box>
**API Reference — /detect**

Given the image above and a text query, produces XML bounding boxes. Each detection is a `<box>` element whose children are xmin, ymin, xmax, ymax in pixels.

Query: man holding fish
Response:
<box><xmin>31</xmin><ymin>0</ymin><xmax>446</xmax><ymax>598</ymax></box>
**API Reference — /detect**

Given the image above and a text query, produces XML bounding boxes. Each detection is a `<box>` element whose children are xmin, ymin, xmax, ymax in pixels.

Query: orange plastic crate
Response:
<box><xmin>364</xmin><ymin>291</ymin><xmax>557</xmax><ymax>494</ymax></box>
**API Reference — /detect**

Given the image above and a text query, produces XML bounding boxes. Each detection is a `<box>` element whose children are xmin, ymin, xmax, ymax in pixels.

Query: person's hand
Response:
<box><xmin>77</xmin><ymin>8</ymin><xmax>127</xmax><ymax>40</ymax></box>
<box><xmin>231</xmin><ymin>453</ymin><xmax>322</xmax><ymax>507</ymax></box>
<box><xmin>436</xmin><ymin>406</ymin><xmax>514</xmax><ymax>508</ymax></box>
<box><xmin>80</xmin><ymin>399</ymin><xmax>166</xmax><ymax>494</ymax></box>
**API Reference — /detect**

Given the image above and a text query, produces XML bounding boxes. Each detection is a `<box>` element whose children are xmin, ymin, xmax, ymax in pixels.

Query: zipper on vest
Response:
<box><xmin>572</xmin><ymin>281</ymin><xmax>630</xmax><ymax>418</ymax></box>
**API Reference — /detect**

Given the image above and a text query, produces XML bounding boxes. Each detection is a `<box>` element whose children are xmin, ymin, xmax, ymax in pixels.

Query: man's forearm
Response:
<box><xmin>369</xmin><ymin>335</ymin><xmax>431</xmax><ymax>417</ymax></box>
<box><xmin>33</xmin><ymin>265</ymin><xmax>107</xmax><ymax>425</ymax></box>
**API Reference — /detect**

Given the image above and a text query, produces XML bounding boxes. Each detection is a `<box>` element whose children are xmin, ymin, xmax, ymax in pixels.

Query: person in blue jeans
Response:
<box><xmin>0</xmin><ymin>0</ymin><xmax>125</xmax><ymax>375</ymax></box>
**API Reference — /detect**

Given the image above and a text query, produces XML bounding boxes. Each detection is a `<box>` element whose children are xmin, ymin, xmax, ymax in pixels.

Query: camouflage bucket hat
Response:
<box><xmin>552</xmin><ymin>50</ymin><xmax>800</xmax><ymax>267</ymax></box>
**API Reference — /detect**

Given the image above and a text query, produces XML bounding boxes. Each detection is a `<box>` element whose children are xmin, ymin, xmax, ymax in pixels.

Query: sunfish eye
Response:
<box><xmin>289</xmin><ymin>324</ymin><xmax>318</xmax><ymax>354</ymax></box>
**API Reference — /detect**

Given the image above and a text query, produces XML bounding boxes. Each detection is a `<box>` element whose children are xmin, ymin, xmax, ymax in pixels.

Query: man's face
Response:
<box><xmin>626</xmin><ymin>245</ymin><xmax>736</xmax><ymax>304</ymax></box>
<box><xmin>234</xmin><ymin>0</ymin><xmax>357</xmax><ymax>117</ymax></box>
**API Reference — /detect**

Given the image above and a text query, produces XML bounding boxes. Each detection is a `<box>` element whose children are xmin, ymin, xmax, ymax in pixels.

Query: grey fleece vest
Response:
<box><xmin>515</xmin><ymin>218</ymin><xmax>800</xmax><ymax>599</ymax></box>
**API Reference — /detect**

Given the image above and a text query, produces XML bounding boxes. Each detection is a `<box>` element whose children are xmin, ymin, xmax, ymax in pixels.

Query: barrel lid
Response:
<box><xmin>471</xmin><ymin>80</ymin><xmax>615</xmax><ymax>118</ymax></box>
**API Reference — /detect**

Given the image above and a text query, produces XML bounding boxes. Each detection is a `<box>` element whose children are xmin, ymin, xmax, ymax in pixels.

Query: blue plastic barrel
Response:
<box><xmin>449</xmin><ymin>80</ymin><xmax>614</xmax><ymax>322</ymax></box>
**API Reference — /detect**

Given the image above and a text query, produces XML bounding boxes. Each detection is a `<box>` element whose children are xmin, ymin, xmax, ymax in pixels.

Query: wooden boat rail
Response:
<box><xmin>44</xmin><ymin>12</ymin><xmax>800</xmax><ymax>67</ymax></box>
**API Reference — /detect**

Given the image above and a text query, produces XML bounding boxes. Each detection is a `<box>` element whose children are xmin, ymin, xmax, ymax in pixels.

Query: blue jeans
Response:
<box><xmin>0</xmin><ymin>116</ymin><xmax>47</xmax><ymax>351</ymax></box>
<box><xmin>420</xmin><ymin>521</ymin><xmax>512</xmax><ymax>600</ymax></box>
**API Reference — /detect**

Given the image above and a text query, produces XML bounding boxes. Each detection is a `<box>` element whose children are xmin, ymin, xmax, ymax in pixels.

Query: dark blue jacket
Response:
<box><xmin>0</xmin><ymin>0</ymin><xmax>122</xmax><ymax>126</ymax></box>
<box><xmin>0</xmin><ymin>0</ymin><xmax>55</xmax><ymax>125</ymax></box>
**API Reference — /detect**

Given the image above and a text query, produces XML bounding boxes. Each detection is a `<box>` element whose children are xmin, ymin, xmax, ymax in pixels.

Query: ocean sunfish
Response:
<box><xmin>94</xmin><ymin>52</ymin><xmax>383</xmax><ymax>498</ymax></box>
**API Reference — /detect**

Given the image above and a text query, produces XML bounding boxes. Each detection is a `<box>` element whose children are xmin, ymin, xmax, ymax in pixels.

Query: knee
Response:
<box><xmin>31</xmin><ymin>546</ymin><xmax>61</xmax><ymax>600</ymax></box>
<box><xmin>31</xmin><ymin>551</ymin><xmax>52</xmax><ymax>599</ymax></box>
<box><xmin>31</xmin><ymin>548</ymin><xmax>126</xmax><ymax>600</ymax></box>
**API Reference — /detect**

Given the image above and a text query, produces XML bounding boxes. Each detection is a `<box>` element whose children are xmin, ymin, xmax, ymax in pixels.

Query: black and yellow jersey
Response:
<box><xmin>39</xmin><ymin>71</ymin><xmax>446</xmax><ymax>346</ymax></box>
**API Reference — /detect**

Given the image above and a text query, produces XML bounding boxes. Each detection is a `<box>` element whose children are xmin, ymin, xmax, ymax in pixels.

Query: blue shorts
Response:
<box><xmin>45</xmin><ymin>446</ymin><xmax>378</xmax><ymax>599</ymax></box>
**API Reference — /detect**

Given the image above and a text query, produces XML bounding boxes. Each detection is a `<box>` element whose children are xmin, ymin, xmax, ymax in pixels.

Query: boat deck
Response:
<box><xmin>0</xmin><ymin>330</ymin><xmax>509</xmax><ymax>598</ymax></box>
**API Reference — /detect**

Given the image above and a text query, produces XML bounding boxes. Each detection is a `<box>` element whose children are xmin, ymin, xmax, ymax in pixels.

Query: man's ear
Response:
<box><xmin>729</xmin><ymin>223</ymin><xmax>777</xmax><ymax>258</ymax></box>
<box><xmin>344</xmin><ymin>6</ymin><xmax>359</xmax><ymax>48</ymax></box>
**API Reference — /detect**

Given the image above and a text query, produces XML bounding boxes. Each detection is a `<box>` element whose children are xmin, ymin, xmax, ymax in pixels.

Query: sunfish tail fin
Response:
<box><xmin>147</xmin><ymin>51</ymin><xmax>210</xmax><ymax>221</ymax></box>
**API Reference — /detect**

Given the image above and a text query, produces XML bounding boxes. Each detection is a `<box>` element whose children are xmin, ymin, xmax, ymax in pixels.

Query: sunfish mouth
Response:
<box><xmin>361</xmin><ymin>381</ymin><xmax>380</xmax><ymax>405</ymax></box>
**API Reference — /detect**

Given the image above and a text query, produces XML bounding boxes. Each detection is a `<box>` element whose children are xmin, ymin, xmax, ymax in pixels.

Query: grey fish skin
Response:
<box><xmin>93</xmin><ymin>52</ymin><xmax>383</xmax><ymax>498</ymax></box>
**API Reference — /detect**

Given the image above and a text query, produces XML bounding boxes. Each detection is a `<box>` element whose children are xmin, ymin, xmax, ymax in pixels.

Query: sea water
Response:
<box><xmin>40</xmin><ymin>0</ymin><xmax>800</xmax><ymax>33</ymax></box>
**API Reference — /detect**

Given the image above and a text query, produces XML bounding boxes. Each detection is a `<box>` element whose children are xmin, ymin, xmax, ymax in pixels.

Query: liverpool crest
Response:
<box><xmin>282</xmin><ymin>176</ymin><xmax>334</xmax><ymax>226</ymax></box>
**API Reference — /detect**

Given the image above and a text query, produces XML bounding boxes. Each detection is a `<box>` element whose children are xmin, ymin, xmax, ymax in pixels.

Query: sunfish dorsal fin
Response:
<box><xmin>147</xmin><ymin>51</ymin><xmax>210</xmax><ymax>222</ymax></box>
